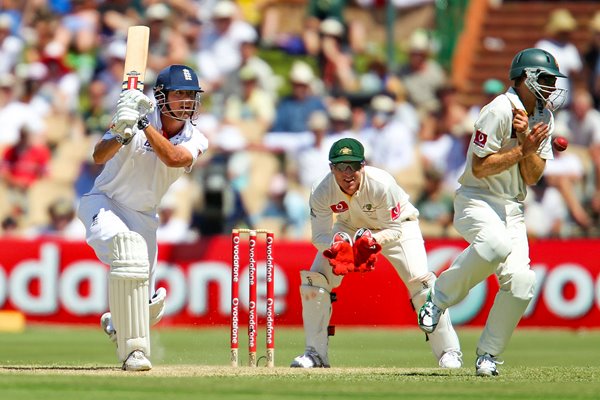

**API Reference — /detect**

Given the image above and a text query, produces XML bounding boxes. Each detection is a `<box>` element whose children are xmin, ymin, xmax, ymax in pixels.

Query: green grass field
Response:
<box><xmin>1</xmin><ymin>326</ymin><xmax>599</xmax><ymax>399</ymax></box>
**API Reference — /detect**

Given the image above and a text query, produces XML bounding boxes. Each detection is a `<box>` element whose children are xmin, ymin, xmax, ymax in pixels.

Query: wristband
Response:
<box><xmin>115</xmin><ymin>135</ymin><xmax>133</xmax><ymax>145</ymax></box>
<box><xmin>137</xmin><ymin>116</ymin><xmax>150</xmax><ymax>130</ymax></box>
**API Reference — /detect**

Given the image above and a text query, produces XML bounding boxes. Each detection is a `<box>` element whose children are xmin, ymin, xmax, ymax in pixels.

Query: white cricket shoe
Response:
<box><xmin>475</xmin><ymin>353</ymin><xmax>502</xmax><ymax>376</ymax></box>
<box><xmin>290</xmin><ymin>348</ymin><xmax>330</xmax><ymax>368</ymax></box>
<box><xmin>100</xmin><ymin>312</ymin><xmax>117</xmax><ymax>344</ymax></box>
<box><xmin>122</xmin><ymin>350</ymin><xmax>152</xmax><ymax>371</ymax></box>
<box><xmin>438</xmin><ymin>350</ymin><xmax>463</xmax><ymax>369</ymax></box>
<box><xmin>418</xmin><ymin>291</ymin><xmax>444</xmax><ymax>334</ymax></box>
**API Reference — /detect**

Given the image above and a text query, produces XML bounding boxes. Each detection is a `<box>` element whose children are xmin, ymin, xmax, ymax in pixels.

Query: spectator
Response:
<box><xmin>268</xmin><ymin>61</ymin><xmax>327</xmax><ymax>135</ymax></box>
<box><xmin>251</xmin><ymin>172</ymin><xmax>309</xmax><ymax>240</ymax></box>
<box><xmin>221</xmin><ymin>38</ymin><xmax>280</xmax><ymax>103</ymax></box>
<box><xmin>535</xmin><ymin>9</ymin><xmax>582</xmax><ymax>106</ymax></box>
<box><xmin>302</xmin><ymin>0</ymin><xmax>365</xmax><ymax>55</ymax></box>
<box><xmin>197</xmin><ymin>0</ymin><xmax>258</xmax><ymax>94</ymax></box>
<box><xmin>222</xmin><ymin>65</ymin><xmax>276</xmax><ymax>144</ymax></box>
<box><xmin>0</xmin><ymin>124</ymin><xmax>51</xmax><ymax>214</ymax></box>
<box><xmin>415</xmin><ymin>166</ymin><xmax>455</xmax><ymax>238</ymax></box>
<box><xmin>28</xmin><ymin>197</ymin><xmax>86</xmax><ymax>240</ymax></box>
<box><xmin>290</xmin><ymin>111</ymin><xmax>332</xmax><ymax>191</ymax></box>
<box><xmin>554</xmin><ymin>88</ymin><xmax>600</xmax><ymax>225</ymax></box>
<box><xmin>359</xmin><ymin>94</ymin><xmax>422</xmax><ymax>199</ymax></box>
<box><xmin>156</xmin><ymin>191</ymin><xmax>196</xmax><ymax>244</ymax></box>
<box><xmin>0</xmin><ymin>73</ymin><xmax>45</xmax><ymax>150</ymax></box>
<box><xmin>0</xmin><ymin>13</ymin><xmax>24</xmax><ymax>75</ymax></box>
<box><xmin>94</xmin><ymin>39</ymin><xmax>127</xmax><ymax>110</ymax></box>
<box><xmin>144</xmin><ymin>4</ymin><xmax>189</xmax><ymax>74</ymax></box>
<box><xmin>397</xmin><ymin>29</ymin><xmax>447</xmax><ymax>116</ymax></box>
<box><xmin>315</xmin><ymin>18</ymin><xmax>358</xmax><ymax>95</ymax></box>
<box><xmin>468</xmin><ymin>78</ymin><xmax>506</xmax><ymax>123</ymax></box>
<box><xmin>583</xmin><ymin>11</ymin><xmax>600</xmax><ymax>108</ymax></box>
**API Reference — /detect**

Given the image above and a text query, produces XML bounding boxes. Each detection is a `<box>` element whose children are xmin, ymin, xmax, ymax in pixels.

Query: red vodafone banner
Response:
<box><xmin>0</xmin><ymin>237</ymin><xmax>598</xmax><ymax>327</ymax></box>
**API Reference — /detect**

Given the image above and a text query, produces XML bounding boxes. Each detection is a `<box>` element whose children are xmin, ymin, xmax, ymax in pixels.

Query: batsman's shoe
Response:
<box><xmin>290</xmin><ymin>348</ymin><xmax>330</xmax><ymax>368</ymax></box>
<box><xmin>418</xmin><ymin>291</ymin><xmax>444</xmax><ymax>334</ymax></box>
<box><xmin>100</xmin><ymin>312</ymin><xmax>117</xmax><ymax>344</ymax></box>
<box><xmin>438</xmin><ymin>350</ymin><xmax>463</xmax><ymax>369</ymax></box>
<box><xmin>475</xmin><ymin>353</ymin><xmax>503</xmax><ymax>377</ymax></box>
<box><xmin>122</xmin><ymin>350</ymin><xmax>152</xmax><ymax>371</ymax></box>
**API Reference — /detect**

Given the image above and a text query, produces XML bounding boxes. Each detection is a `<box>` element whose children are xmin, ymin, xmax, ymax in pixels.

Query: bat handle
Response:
<box><xmin>124</xmin><ymin>126</ymin><xmax>132</xmax><ymax>137</ymax></box>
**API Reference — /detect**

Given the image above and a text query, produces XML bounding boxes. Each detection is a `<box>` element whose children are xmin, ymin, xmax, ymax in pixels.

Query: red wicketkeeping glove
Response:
<box><xmin>353</xmin><ymin>228</ymin><xmax>382</xmax><ymax>272</ymax></box>
<box><xmin>323</xmin><ymin>232</ymin><xmax>355</xmax><ymax>276</ymax></box>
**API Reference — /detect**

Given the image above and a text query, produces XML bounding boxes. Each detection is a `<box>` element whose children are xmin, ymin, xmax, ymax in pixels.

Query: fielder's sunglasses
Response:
<box><xmin>332</xmin><ymin>162</ymin><xmax>364</xmax><ymax>172</ymax></box>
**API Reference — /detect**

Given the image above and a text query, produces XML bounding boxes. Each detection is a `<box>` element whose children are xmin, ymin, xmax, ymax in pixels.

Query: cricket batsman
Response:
<box><xmin>290</xmin><ymin>138</ymin><xmax>462</xmax><ymax>368</ymax></box>
<box><xmin>418</xmin><ymin>48</ymin><xmax>568</xmax><ymax>376</ymax></box>
<box><xmin>77</xmin><ymin>65</ymin><xmax>208</xmax><ymax>371</ymax></box>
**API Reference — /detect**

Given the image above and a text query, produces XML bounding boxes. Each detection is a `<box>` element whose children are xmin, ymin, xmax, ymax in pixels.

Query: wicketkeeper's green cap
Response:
<box><xmin>328</xmin><ymin>138</ymin><xmax>365</xmax><ymax>163</ymax></box>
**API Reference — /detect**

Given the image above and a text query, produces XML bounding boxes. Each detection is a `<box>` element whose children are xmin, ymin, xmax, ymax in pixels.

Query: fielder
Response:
<box><xmin>290</xmin><ymin>138</ymin><xmax>462</xmax><ymax>369</ymax></box>
<box><xmin>418</xmin><ymin>48</ymin><xmax>567</xmax><ymax>376</ymax></box>
<box><xmin>77</xmin><ymin>65</ymin><xmax>208</xmax><ymax>371</ymax></box>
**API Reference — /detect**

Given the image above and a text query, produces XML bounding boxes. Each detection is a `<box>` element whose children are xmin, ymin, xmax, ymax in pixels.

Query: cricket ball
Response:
<box><xmin>552</xmin><ymin>136</ymin><xmax>568</xmax><ymax>152</ymax></box>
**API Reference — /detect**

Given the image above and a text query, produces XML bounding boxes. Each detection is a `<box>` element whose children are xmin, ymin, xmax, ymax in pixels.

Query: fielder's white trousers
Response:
<box><xmin>434</xmin><ymin>187</ymin><xmax>534</xmax><ymax>356</ymax></box>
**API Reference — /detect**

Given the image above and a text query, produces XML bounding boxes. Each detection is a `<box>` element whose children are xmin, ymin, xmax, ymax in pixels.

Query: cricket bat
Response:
<box><xmin>122</xmin><ymin>25</ymin><xmax>150</xmax><ymax>136</ymax></box>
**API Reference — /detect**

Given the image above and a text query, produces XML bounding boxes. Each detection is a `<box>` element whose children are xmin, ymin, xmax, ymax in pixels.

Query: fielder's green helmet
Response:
<box><xmin>509</xmin><ymin>48</ymin><xmax>566</xmax><ymax>80</ymax></box>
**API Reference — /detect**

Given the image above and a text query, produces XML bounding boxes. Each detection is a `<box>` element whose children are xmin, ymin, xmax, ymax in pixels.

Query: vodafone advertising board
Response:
<box><xmin>0</xmin><ymin>237</ymin><xmax>599</xmax><ymax>327</ymax></box>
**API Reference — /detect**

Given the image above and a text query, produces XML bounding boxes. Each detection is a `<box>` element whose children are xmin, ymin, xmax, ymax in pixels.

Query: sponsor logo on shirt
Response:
<box><xmin>330</xmin><ymin>201</ymin><xmax>349</xmax><ymax>213</ymax></box>
<box><xmin>473</xmin><ymin>130</ymin><xmax>487</xmax><ymax>148</ymax></box>
<box><xmin>390</xmin><ymin>202</ymin><xmax>401</xmax><ymax>221</ymax></box>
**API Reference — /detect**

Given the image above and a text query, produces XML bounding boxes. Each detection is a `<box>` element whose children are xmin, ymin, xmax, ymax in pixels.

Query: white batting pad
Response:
<box><xmin>299</xmin><ymin>271</ymin><xmax>332</xmax><ymax>365</ymax></box>
<box><xmin>109</xmin><ymin>231</ymin><xmax>150</xmax><ymax>362</ymax></box>
<box><xmin>149</xmin><ymin>287</ymin><xmax>167</xmax><ymax>326</ymax></box>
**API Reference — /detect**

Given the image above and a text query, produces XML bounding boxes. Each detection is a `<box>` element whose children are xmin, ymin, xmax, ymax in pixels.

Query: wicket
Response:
<box><xmin>230</xmin><ymin>229</ymin><xmax>275</xmax><ymax>367</ymax></box>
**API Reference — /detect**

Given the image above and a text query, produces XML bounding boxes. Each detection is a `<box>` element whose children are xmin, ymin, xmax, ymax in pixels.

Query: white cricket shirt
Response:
<box><xmin>459</xmin><ymin>88</ymin><xmax>554</xmax><ymax>201</ymax></box>
<box><xmin>309</xmin><ymin>166</ymin><xmax>419</xmax><ymax>251</ymax></box>
<box><xmin>89</xmin><ymin>110</ymin><xmax>208</xmax><ymax>212</ymax></box>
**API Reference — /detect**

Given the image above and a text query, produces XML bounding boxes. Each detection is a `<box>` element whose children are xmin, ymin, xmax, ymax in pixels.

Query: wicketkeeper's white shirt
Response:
<box><xmin>309</xmin><ymin>166</ymin><xmax>419</xmax><ymax>252</ymax></box>
<box><xmin>89</xmin><ymin>110</ymin><xmax>209</xmax><ymax>212</ymax></box>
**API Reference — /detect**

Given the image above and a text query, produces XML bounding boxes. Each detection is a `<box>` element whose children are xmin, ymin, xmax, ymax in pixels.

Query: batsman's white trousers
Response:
<box><xmin>77</xmin><ymin>193</ymin><xmax>160</xmax><ymax>295</ymax></box>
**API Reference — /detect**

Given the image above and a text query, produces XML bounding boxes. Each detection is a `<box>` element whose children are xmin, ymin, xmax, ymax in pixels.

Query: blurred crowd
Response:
<box><xmin>0</xmin><ymin>1</ymin><xmax>599</xmax><ymax>242</ymax></box>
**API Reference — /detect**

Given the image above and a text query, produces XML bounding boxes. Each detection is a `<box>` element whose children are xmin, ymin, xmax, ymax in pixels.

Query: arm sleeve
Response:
<box><xmin>309</xmin><ymin>188</ymin><xmax>334</xmax><ymax>253</ymax></box>
<box><xmin>471</xmin><ymin>105</ymin><xmax>509</xmax><ymax>159</ymax></box>
<box><xmin>178</xmin><ymin>128</ymin><xmax>209</xmax><ymax>173</ymax></box>
<box><xmin>371</xmin><ymin>182</ymin><xmax>404</xmax><ymax>246</ymax></box>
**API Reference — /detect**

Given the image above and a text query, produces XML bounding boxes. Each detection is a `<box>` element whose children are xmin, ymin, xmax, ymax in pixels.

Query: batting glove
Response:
<box><xmin>352</xmin><ymin>228</ymin><xmax>381</xmax><ymax>272</ymax></box>
<box><xmin>323</xmin><ymin>232</ymin><xmax>355</xmax><ymax>276</ymax></box>
<box><xmin>110</xmin><ymin>106</ymin><xmax>140</xmax><ymax>141</ymax></box>
<box><xmin>118</xmin><ymin>89</ymin><xmax>155</xmax><ymax>116</ymax></box>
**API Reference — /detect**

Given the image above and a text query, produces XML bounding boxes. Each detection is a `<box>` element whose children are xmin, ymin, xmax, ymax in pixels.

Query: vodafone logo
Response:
<box><xmin>390</xmin><ymin>202</ymin><xmax>401</xmax><ymax>221</ymax></box>
<box><xmin>330</xmin><ymin>201</ymin><xmax>349</xmax><ymax>213</ymax></box>
<box><xmin>474</xmin><ymin>130</ymin><xmax>487</xmax><ymax>148</ymax></box>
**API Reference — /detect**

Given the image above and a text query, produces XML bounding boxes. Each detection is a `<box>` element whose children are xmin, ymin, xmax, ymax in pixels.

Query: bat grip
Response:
<box><xmin>124</xmin><ymin>126</ymin><xmax>133</xmax><ymax>137</ymax></box>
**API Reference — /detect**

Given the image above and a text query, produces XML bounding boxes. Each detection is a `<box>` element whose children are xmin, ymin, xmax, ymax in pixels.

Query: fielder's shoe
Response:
<box><xmin>418</xmin><ymin>291</ymin><xmax>444</xmax><ymax>334</ymax></box>
<box><xmin>122</xmin><ymin>350</ymin><xmax>152</xmax><ymax>371</ymax></box>
<box><xmin>475</xmin><ymin>353</ymin><xmax>503</xmax><ymax>377</ymax></box>
<box><xmin>438</xmin><ymin>350</ymin><xmax>463</xmax><ymax>369</ymax></box>
<box><xmin>100</xmin><ymin>312</ymin><xmax>117</xmax><ymax>344</ymax></box>
<box><xmin>290</xmin><ymin>348</ymin><xmax>330</xmax><ymax>368</ymax></box>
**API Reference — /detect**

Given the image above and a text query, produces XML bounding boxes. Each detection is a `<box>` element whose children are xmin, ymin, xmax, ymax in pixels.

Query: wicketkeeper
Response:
<box><xmin>77</xmin><ymin>65</ymin><xmax>208</xmax><ymax>371</ymax></box>
<box><xmin>290</xmin><ymin>138</ymin><xmax>462</xmax><ymax>368</ymax></box>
